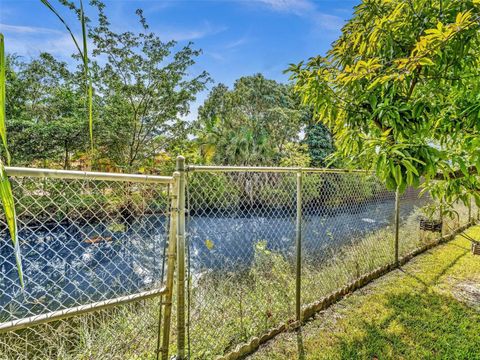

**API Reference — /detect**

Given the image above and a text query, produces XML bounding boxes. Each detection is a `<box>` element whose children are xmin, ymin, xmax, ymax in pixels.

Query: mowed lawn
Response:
<box><xmin>251</xmin><ymin>226</ymin><xmax>480</xmax><ymax>360</ymax></box>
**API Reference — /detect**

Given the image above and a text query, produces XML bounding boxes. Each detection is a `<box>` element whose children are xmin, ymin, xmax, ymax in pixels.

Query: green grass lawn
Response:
<box><xmin>251</xmin><ymin>226</ymin><xmax>480</xmax><ymax>360</ymax></box>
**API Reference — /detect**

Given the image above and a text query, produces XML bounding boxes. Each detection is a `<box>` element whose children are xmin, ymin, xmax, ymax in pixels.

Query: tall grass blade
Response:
<box><xmin>0</xmin><ymin>34</ymin><xmax>10</xmax><ymax>164</ymax></box>
<box><xmin>41</xmin><ymin>0</ymin><xmax>94</xmax><ymax>153</ymax></box>
<box><xmin>0</xmin><ymin>33</ymin><xmax>23</xmax><ymax>287</ymax></box>
<box><xmin>39</xmin><ymin>0</ymin><xmax>84</xmax><ymax>59</ymax></box>
<box><xmin>80</xmin><ymin>0</ymin><xmax>93</xmax><ymax>152</ymax></box>
<box><xmin>0</xmin><ymin>161</ymin><xmax>23</xmax><ymax>287</ymax></box>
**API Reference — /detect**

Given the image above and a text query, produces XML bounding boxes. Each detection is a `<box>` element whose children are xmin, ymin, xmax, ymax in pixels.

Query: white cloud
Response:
<box><xmin>225</xmin><ymin>36</ymin><xmax>249</xmax><ymax>50</ymax></box>
<box><xmin>158</xmin><ymin>21</ymin><xmax>227</xmax><ymax>42</ymax></box>
<box><xmin>2</xmin><ymin>27</ymin><xmax>94</xmax><ymax>63</ymax></box>
<box><xmin>255</xmin><ymin>0</ymin><xmax>315</xmax><ymax>15</ymax></box>
<box><xmin>311</xmin><ymin>13</ymin><xmax>345</xmax><ymax>32</ymax></box>
<box><xmin>248</xmin><ymin>0</ymin><xmax>344</xmax><ymax>31</ymax></box>
<box><xmin>0</xmin><ymin>23</ymin><xmax>62</xmax><ymax>35</ymax></box>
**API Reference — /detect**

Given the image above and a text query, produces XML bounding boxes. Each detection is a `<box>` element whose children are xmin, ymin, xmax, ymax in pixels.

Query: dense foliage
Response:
<box><xmin>289</xmin><ymin>0</ymin><xmax>480</xmax><ymax>206</ymax></box>
<box><xmin>6</xmin><ymin>54</ymin><xmax>86</xmax><ymax>168</ymax></box>
<box><xmin>5</xmin><ymin>9</ymin><xmax>334</xmax><ymax>172</ymax></box>
<box><xmin>5</xmin><ymin>1</ymin><xmax>209</xmax><ymax>173</ymax></box>
<box><xmin>194</xmin><ymin>74</ymin><xmax>328</xmax><ymax>166</ymax></box>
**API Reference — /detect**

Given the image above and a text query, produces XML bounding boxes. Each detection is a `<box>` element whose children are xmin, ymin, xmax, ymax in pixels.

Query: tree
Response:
<box><xmin>6</xmin><ymin>53</ymin><xmax>87</xmax><ymax>168</ymax></box>
<box><xmin>195</xmin><ymin>74</ymin><xmax>308</xmax><ymax>166</ymax></box>
<box><xmin>89</xmin><ymin>2</ymin><xmax>209</xmax><ymax>170</ymax></box>
<box><xmin>303</xmin><ymin>123</ymin><xmax>335</xmax><ymax>167</ymax></box>
<box><xmin>289</xmin><ymin>0</ymin><xmax>480</xmax><ymax>206</ymax></box>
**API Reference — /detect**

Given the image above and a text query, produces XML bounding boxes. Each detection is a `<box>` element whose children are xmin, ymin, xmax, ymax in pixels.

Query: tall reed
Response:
<box><xmin>0</xmin><ymin>33</ymin><xmax>23</xmax><ymax>286</ymax></box>
<box><xmin>40</xmin><ymin>0</ymin><xmax>93</xmax><ymax>151</ymax></box>
<box><xmin>0</xmin><ymin>0</ymin><xmax>94</xmax><ymax>286</ymax></box>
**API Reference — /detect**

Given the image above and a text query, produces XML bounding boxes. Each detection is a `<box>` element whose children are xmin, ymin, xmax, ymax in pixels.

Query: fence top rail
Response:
<box><xmin>187</xmin><ymin>165</ymin><xmax>372</xmax><ymax>174</ymax></box>
<box><xmin>5</xmin><ymin>166</ymin><xmax>174</xmax><ymax>184</ymax></box>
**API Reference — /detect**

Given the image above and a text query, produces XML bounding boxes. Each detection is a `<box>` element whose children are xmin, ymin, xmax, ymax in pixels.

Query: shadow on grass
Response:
<box><xmin>334</xmin><ymin>245</ymin><xmax>480</xmax><ymax>360</ymax></box>
<box><xmin>296</xmin><ymin>328</ymin><xmax>305</xmax><ymax>360</ymax></box>
<box><xmin>399</xmin><ymin>242</ymin><xmax>469</xmax><ymax>289</ymax></box>
<box><xmin>335</xmin><ymin>290</ymin><xmax>480</xmax><ymax>360</ymax></box>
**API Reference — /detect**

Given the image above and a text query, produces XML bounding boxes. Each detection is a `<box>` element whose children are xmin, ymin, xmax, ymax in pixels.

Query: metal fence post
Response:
<box><xmin>158</xmin><ymin>174</ymin><xmax>179</xmax><ymax>360</ymax></box>
<box><xmin>394</xmin><ymin>189</ymin><xmax>400</xmax><ymax>266</ymax></box>
<box><xmin>295</xmin><ymin>171</ymin><xmax>303</xmax><ymax>322</ymax></box>
<box><xmin>468</xmin><ymin>196</ymin><xmax>472</xmax><ymax>223</ymax></box>
<box><xmin>176</xmin><ymin>156</ymin><xmax>187</xmax><ymax>360</ymax></box>
<box><xmin>439</xmin><ymin>201</ymin><xmax>444</xmax><ymax>237</ymax></box>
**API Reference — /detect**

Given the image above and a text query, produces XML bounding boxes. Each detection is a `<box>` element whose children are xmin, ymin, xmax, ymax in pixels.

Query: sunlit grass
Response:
<box><xmin>0</xmin><ymin>201</ymin><xmax>473</xmax><ymax>358</ymax></box>
<box><xmin>252</xmin><ymin>226</ymin><xmax>480</xmax><ymax>360</ymax></box>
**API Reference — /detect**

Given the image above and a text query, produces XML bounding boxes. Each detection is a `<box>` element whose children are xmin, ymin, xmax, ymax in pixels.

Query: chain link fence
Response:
<box><xmin>184</xmin><ymin>166</ymin><xmax>476</xmax><ymax>359</ymax></box>
<box><xmin>0</xmin><ymin>168</ymin><xmax>175</xmax><ymax>359</ymax></box>
<box><xmin>186</xmin><ymin>170</ymin><xmax>298</xmax><ymax>358</ymax></box>
<box><xmin>300</xmin><ymin>171</ymin><xmax>395</xmax><ymax>306</ymax></box>
<box><xmin>0</xmin><ymin>162</ymin><xmax>476</xmax><ymax>360</ymax></box>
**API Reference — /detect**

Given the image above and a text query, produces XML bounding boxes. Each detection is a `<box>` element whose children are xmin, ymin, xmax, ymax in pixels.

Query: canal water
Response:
<box><xmin>0</xmin><ymin>196</ymin><xmax>427</xmax><ymax>319</ymax></box>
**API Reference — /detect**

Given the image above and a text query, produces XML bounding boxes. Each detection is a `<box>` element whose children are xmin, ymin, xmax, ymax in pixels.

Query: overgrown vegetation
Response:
<box><xmin>0</xmin><ymin>201</ymin><xmax>471</xmax><ymax>359</ymax></box>
<box><xmin>1</xmin><ymin>0</ymin><xmax>480</xmax><ymax>358</ymax></box>
<box><xmin>252</xmin><ymin>226</ymin><xmax>480</xmax><ymax>360</ymax></box>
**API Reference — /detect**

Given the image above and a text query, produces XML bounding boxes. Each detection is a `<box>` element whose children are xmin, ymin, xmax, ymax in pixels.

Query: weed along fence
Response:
<box><xmin>0</xmin><ymin>166</ymin><xmax>180</xmax><ymax>360</ymax></box>
<box><xmin>184</xmin><ymin>165</ymin><xmax>475</xmax><ymax>359</ymax></box>
<box><xmin>0</xmin><ymin>158</ymin><xmax>476</xmax><ymax>359</ymax></box>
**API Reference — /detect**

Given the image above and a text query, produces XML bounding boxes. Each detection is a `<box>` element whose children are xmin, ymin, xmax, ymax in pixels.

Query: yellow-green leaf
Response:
<box><xmin>205</xmin><ymin>239</ymin><xmax>214</xmax><ymax>250</ymax></box>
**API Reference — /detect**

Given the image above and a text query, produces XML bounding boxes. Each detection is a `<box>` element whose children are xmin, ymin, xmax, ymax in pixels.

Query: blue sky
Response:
<box><xmin>0</xmin><ymin>0</ymin><xmax>359</xmax><ymax>119</ymax></box>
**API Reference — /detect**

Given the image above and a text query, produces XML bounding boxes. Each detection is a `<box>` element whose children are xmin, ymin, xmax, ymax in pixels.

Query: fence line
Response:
<box><xmin>0</xmin><ymin>158</ymin><xmax>476</xmax><ymax>359</ymax></box>
<box><xmin>0</xmin><ymin>166</ymin><xmax>178</xmax><ymax>359</ymax></box>
<box><xmin>5</xmin><ymin>166</ymin><xmax>174</xmax><ymax>184</ymax></box>
<box><xmin>183</xmin><ymin>164</ymin><xmax>476</xmax><ymax>359</ymax></box>
<box><xmin>188</xmin><ymin>165</ymin><xmax>371</xmax><ymax>174</ymax></box>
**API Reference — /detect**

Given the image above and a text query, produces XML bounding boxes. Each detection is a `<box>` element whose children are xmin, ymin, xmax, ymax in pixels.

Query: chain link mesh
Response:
<box><xmin>0</xmin><ymin>167</ymin><xmax>475</xmax><ymax>359</ymax></box>
<box><xmin>301</xmin><ymin>172</ymin><xmax>395</xmax><ymax>305</ymax></box>
<box><xmin>186</xmin><ymin>171</ymin><xmax>297</xmax><ymax>358</ymax></box>
<box><xmin>184</xmin><ymin>169</ymin><xmax>473</xmax><ymax>359</ymax></box>
<box><xmin>0</xmin><ymin>174</ymin><xmax>171</xmax><ymax>359</ymax></box>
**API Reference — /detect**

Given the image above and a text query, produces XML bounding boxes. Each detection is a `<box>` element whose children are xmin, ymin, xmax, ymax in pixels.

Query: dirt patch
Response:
<box><xmin>452</xmin><ymin>280</ymin><xmax>480</xmax><ymax>309</ymax></box>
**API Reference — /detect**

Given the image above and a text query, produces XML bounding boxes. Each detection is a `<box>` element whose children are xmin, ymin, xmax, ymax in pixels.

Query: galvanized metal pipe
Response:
<box><xmin>394</xmin><ymin>189</ymin><xmax>400</xmax><ymax>266</ymax></box>
<box><xmin>295</xmin><ymin>172</ymin><xmax>303</xmax><ymax>322</ymax></box>
<box><xmin>468</xmin><ymin>197</ymin><xmax>472</xmax><ymax>223</ymax></box>
<box><xmin>0</xmin><ymin>286</ymin><xmax>167</xmax><ymax>333</ymax></box>
<box><xmin>187</xmin><ymin>165</ymin><xmax>371</xmax><ymax>174</ymax></box>
<box><xmin>176</xmin><ymin>156</ymin><xmax>187</xmax><ymax>360</ymax></box>
<box><xmin>159</xmin><ymin>176</ymin><xmax>179</xmax><ymax>360</ymax></box>
<box><xmin>5</xmin><ymin>166</ymin><xmax>173</xmax><ymax>184</ymax></box>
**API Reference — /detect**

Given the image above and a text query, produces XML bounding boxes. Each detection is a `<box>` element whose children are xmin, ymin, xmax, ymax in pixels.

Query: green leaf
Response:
<box><xmin>376</xmin><ymin>153</ymin><xmax>386</xmax><ymax>176</ymax></box>
<box><xmin>369</xmin><ymin>94</ymin><xmax>377</xmax><ymax>108</ymax></box>
<box><xmin>418</xmin><ymin>57</ymin><xmax>435</xmax><ymax>66</ymax></box>
<box><xmin>0</xmin><ymin>34</ymin><xmax>23</xmax><ymax>287</ymax></box>
<box><xmin>0</xmin><ymin>34</ymin><xmax>10</xmax><ymax>164</ymax></box>
<box><xmin>0</xmin><ymin>161</ymin><xmax>23</xmax><ymax>287</ymax></box>
<box><xmin>406</xmin><ymin>169</ymin><xmax>413</xmax><ymax>186</ymax></box>
<box><xmin>402</xmin><ymin>159</ymin><xmax>419</xmax><ymax>176</ymax></box>
<box><xmin>458</xmin><ymin>158</ymin><xmax>468</xmax><ymax>177</ymax></box>
<box><xmin>80</xmin><ymin>0</ymin><xmax>94</xmax><ymax>152</ymax></box>
<box><xmin>393</xmin><ymin>164</ymin><xmax>402</xmax><ymax>189</ymax></box>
